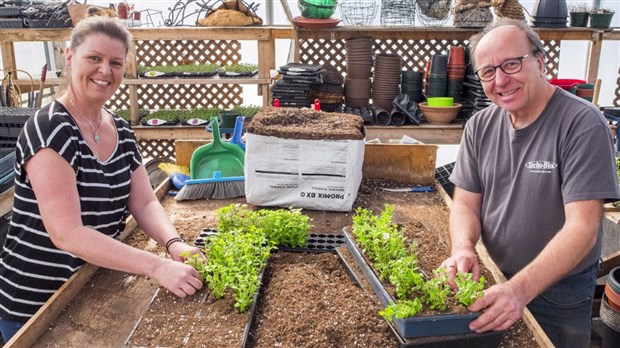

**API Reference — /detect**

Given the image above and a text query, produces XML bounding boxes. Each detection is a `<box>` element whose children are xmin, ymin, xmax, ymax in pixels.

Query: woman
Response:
<box><xmin>0</xmin><ymin>17</ymin><xmax>203</xmax><ymax>342</ymax></box>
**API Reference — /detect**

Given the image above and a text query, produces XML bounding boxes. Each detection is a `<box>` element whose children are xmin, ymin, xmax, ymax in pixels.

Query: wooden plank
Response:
<box><xmin>363</xmin><ymin>144</ymin><xmax>437</xmax><ymax>185</ymax></box>
<box><xmin>128</xmin><ymin>27</ymin><xmax>272</xmax><ymax>41</ymax></box>
<box><xmin>5</xmin><ymin>179</ymin><xmax>170</xmax><ymax>347</ymax></box>
<box><xmin>586</xmin><ymin>32</ymin><xmax>604</xmax><ymax>84</ymax></box>
<box><xmin>143</xmin><ymin>125</ymin><xmax>464</xmax><ymax>144</ymax></box>
<box><xmin>603</xmin><ymin>30</ymin><xmax>620</xmax><ymax>40</ymax></box>
<box><xmin>600</xmin><ymin>250</ymin><xmax>620</xmax><ymax>277</ymax></box>
<box><xmin>133</xmin><ymin>126</ymin><xmax>212</xmax><ymax>140</ymax></box>
<box><xmin>1</xmin><ymin>41</ymin><xmax>16</xmax><ymax>73</ymax></box>
<box><xmin>604</xmin><ymin>203</ymin><xmax>620</xmax><ymax>224</ymax></box>
<box><xmin>175</xmin><ymin>139</ymin><xmax>208</xmax><ymax>167</ymax></box>
<box><xmin>0</xmin><ymin>187</ymin><xmax>14</xmax><ymax>216</ymax></box>
<box><xmin>365</xmin><ymin>123</ymin><xmax>464</xmax><ymax>145</ymax></box>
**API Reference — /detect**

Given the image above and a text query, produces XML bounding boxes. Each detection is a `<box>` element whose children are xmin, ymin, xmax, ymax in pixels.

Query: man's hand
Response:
<box><xmin>467</xmin><ymin>280</ymin><xmax>528</xmax><ymax>332</ymax></box>
<box><xmin>441</xmin><ymin>247</ymin><xmax>480</xmax><ymax>291</ymax></box>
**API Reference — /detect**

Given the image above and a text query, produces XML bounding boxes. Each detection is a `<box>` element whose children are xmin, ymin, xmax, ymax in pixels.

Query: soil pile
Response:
<box><xmin>247</xmin><ymin>107</ymin><xmax>365</xmax><ymax>140</ymax></box>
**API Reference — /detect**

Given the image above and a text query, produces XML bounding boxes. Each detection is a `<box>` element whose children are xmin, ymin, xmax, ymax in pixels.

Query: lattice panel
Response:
<box><xmin>614</xmin><ymin>67</ymin><xmax>620</xmax><ymax>107</ymax></box>
<box><xmin>106</xmin><ymin>85</ymin><xmax>131</xmax><ymax>110</ymax></box>
<box><xmin>139</xmin><ymin>139</ymin><xmax>176</xmax><ymax>162</ymax></box>
<box><xmin>543</xmin><ymin>40</ymin><xmax>560</xmax><ymax>80</ymax></box>
<box><xmin>138</xmin><ymin>84</ymin><xmax>243</xmax><ymax>110</ymax></box>
<box><xmin>300</xmin><ymin>39</ymin><xmax>347</xmax><ymax>76</ymax></box>
<box><xmin>136</xmin><ymin>40</ymin><xmax>241</xmax><ymax>67</ymax></box>
<box><xmin>300</xmin><ymin>38</ymin><xmax>560</xmax><ymax>79</ymax></box>
<box><xmin>374</xmin><ymin>39</ymin><xmax>468</xmax><ymax>72</ymax></box>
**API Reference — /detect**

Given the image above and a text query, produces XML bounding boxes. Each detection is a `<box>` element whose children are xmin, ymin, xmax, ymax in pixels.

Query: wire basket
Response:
<box><xmin>380</xmin><ymin>0</ymin><xmax>416</xmax><ymax>26</ymax></box>
<box><xmin>416</xmin><ymin>0</ymin><xmax>451</xmax><ymax>27</ymax></box>
<box><xmin>340</xmin><ymin>0</ymin><xmax>378</xmax><ymax>26</ymax></box>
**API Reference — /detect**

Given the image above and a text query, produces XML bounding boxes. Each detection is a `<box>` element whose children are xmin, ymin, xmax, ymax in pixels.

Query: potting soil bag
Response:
<box><xmin>245</xmin><ymin>108</ymin><xmax>365</xmax><ymax>212</ymax></box>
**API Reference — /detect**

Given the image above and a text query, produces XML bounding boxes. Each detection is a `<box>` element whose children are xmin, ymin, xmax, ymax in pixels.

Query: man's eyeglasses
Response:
<box><xmin>474</xmin><ymin>50</ymin><xmax>539</xmax><ymax>82</ymax></box>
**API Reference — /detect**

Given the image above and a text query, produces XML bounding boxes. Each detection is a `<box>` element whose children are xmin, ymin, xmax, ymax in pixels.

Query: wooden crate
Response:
<box><xmin>363</xmin><ymin>143</ymin><xmax>437</xmax><ymax>185</ymax></box>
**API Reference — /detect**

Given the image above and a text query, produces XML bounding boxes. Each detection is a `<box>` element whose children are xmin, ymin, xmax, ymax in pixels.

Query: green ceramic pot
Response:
<box><xmin>569</xmin><ymin>12</ymin><xmax>589</xmax><ymax>27</ymax></box>
<box><xmin>590</xmin><ymin>12</ymin><xmax>614</xmax><ymax>29</ymax></box>
<box><xmin>298</xmin><ymin>0</ymin><xmax>337</xmax><ymax>19</ymax></box>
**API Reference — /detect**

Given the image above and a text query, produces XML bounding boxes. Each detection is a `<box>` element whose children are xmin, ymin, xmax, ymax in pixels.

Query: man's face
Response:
<box><xmin>474</xmin><ymin>26</ymin><xmax>544</xmax><ymax>115</ymax></box>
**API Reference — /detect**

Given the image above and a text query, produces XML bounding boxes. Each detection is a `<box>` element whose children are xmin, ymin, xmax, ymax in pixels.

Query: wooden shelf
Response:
<box><xmin>133</xmin><ymin>121</ymin><xmax>465</xmax><ymax>144</ymax></box>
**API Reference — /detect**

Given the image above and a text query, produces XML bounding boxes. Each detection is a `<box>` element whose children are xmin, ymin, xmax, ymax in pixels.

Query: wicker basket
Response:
<box><xmin>492</xmin><ymin>0</ymin><xmax>526</xmax><ymax>20</ymax></box>
<box><xmin>453</xmin><ymin>7</ymin><xmax>494</xmax><ymax>28</ymax></box>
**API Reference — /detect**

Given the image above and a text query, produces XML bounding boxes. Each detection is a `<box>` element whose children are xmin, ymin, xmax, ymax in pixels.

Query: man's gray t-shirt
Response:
<box><xmin>450</xmin><ymin>87</ymin><xmax>620</xmax><ymax>275</ymax></box>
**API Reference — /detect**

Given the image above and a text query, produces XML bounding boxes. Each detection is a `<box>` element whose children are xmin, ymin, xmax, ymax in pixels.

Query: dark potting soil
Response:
<box><xmin>247</xmin><ymin>107</ymin><xmax>365</xmax><ymax>140</ymax></box>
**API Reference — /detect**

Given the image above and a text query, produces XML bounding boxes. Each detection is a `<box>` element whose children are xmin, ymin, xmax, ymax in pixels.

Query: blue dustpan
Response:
<box><xmin>228</xmin><ymin>115</ymin><xmax>246</xmax><ymax>151</ymax></box>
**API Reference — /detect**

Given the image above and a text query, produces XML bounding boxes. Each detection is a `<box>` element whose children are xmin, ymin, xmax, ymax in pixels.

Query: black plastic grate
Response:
<box><xmin>435</xmin><ymin>161</ymin><xmax>455</xmax><ymax>198</ymax></box>
<box><xmin>194</xmin><ymin>229</ymin><xmax>345</xmax><ymax>253</ymax></box>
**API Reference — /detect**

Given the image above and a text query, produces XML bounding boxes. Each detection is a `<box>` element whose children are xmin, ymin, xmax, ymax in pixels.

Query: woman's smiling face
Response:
<box><xmin>67</xmin><ymin>33</ymin><xmax>126</xmax><ymax>104</ymax></box>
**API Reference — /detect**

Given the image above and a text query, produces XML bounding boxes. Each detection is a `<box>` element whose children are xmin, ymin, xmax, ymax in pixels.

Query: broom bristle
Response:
<box><xmin>175</xmin><ymin>179</ymin><xmax>245</xmax><ymax>201</ymax></box>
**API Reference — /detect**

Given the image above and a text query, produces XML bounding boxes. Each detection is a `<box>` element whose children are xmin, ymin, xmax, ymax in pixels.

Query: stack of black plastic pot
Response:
<box><xmin>401</xmin><ymin>71</ymin><xmax>424</xmax><ymax>103</ymax></box>
<box><xmin>426</xmin><ymin>54</ymin><xmax>448</xmax><ymax>98</ymax></box>
<box><xmin>531</xmin><ymin>0</ymin><xmax>567</xmax><ymax>28</ymax></box>
<box><xmin>461</xmin><ymin>75</ymin><xmax>491</xmax><ymax>118</ymax></box>
<box><xmin>271</xmin><ymin>63</ymin><xmax>325</xmax><ymax>108</ymax></box>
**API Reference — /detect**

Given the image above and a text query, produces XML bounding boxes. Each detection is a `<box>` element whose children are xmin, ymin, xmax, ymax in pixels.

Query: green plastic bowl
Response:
<box><xmin>298</xmin><ymin>0</ymin><xmax>337</xmax><ymax>19</ymax></box>
<box><xmin>427</xmin><ymin>97</ymin><xmax>454</xmax><ymax>107</ymax></box>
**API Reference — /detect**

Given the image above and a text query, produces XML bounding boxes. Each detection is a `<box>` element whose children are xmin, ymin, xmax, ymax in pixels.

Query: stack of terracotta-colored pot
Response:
<box><xmin>345</xmin><ymin>37</ymin><xmax>373</xmax><ymax>107</ymax></box>
<box><xmin>447</xmin><ymin>45</ymin><xmax>466</xmax><ymax>102</ymax></box>
<box><xmin>372</xmin><ymin>53</ymin><xmax>402</xmax><ymax>111</ymax></box>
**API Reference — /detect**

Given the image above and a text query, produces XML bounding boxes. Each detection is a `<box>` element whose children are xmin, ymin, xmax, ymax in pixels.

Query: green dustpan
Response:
<box><xmin>190</xmin><ymin>117</ymin><xmax>245</xmax><ymax>180</ymax></box>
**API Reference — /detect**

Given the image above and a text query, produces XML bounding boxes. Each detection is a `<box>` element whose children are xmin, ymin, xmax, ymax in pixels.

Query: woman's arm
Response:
<box><xmin>26</xmin><ymin>149</ymin><xmax>202</xmax><ymax>297</ymax></box>
<box><xmin>126</xmin><ymin>164</ymin><xmax>201</xmax><ymax>260</ymax></box>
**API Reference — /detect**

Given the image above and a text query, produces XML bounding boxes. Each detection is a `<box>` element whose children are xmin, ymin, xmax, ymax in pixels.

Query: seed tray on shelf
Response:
<box><xmin>25</xmin><ymin>18</ymin><xmax>71</xmax><ymax>28</ymax></box>
<box><xmin>139</xmin><ymin>71</ymin><xmax>219</xmax><ymax>78</ymax></box>
<box><xmin>0</xmin><ymin>18</ymin><xmax>24</xmax><ymax>28</ymax></box>
<box><xmin>218</xmin><ymin>70</ymin><xmax>258</xmax><ymax>78</ymax></box>
<box><xmin>0</xmin><ymin>6</ymin><xmax>21</xmax><ymax>18</ymax></box>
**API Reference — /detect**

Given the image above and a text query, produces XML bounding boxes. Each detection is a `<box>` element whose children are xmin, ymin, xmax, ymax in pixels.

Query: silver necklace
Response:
<box><xmin>68</xmin><ymin>96</ymin><xmax>103</xmax><ymax>143</ymax></box>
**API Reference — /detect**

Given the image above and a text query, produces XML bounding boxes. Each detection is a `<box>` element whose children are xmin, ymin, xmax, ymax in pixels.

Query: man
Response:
<box><xmin>443</xmin><ymin>18</ymin><xmax>620</xmax><ymax>347</ymax></box>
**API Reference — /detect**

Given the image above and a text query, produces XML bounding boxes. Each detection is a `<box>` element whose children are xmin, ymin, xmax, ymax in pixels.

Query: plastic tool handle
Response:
<box><xmin>314</xmin><ymin>99</ymin><xmax>321</xmax><ymax>111</ymax></box>
<box><xmin>273</xmin><ymin>99</ymin><xmax>280</xmax><ymax>108</ymax></box>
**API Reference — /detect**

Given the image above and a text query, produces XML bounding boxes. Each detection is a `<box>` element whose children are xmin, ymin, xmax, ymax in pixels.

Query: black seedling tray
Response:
<box><xmin>218</xmin><ymin>70</ymin><xmax>258</xmax><ymax>78</ymax></box>
<box><xmin>191</xmin><ymin>229</ymin><xmax>362</xmax><ymax>348</ymax></box>
<box><xmin>194</xmin><ymin>229</ymin><xmax>346</xmax><ymax>253</ymax></box>
<box><xmin>243</xmin><ymin>242</ymin><xmax>364</xmax><ymax>347</ymax></box>
<box><xmin>0</xmin><ymin>18</ymin><xmax>24</xmax><ymax>28</ymax></box>
<box><xmin>0</xmin><ymin>6</ymin><xmax>21</xmax><ymax>18</ymax></box>
<box><xmin>271</xmin><ymin>90</ymin><xmax>310</xmax><ymax>98</ymax></box>
<box><xmin>278</xmin><ymin>63</ymin><xmax>324</xmax><ymax>73</ymax></box>
<box><xmin>343</xmin><ymin>229</ymin><xmax>505</xmax><ymax>345</ymax></box>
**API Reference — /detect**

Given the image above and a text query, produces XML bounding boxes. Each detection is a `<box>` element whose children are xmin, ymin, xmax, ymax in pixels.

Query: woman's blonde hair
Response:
<box><xmin>57</xmin><ymin>16</ymin><xmax>133</xmax><ymax>96</ymax></box>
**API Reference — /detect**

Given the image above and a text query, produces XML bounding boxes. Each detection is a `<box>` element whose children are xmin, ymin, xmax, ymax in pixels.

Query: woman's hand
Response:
<box><xmin>167</xmin><ymin>242</ymin><xmax>203</xmax><ymax>262</ymax></box>
<box><xmin>151</xmin><ymin>257</ymin><xmax>204</xmax><ymax>298</ymax></box>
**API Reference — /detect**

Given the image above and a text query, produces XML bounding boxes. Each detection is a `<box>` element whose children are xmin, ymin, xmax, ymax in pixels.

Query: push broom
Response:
<box><xmin>175</xmin><ymin>117</ymin><xmax>246</xmax><ymax>201</ymax></box>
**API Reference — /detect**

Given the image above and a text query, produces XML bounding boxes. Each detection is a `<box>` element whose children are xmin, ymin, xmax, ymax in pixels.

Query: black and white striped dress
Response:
<box><xmin>0</xmin><ymin>101</ymin><xmax>142</xmax><ymax>322</ymax></box>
